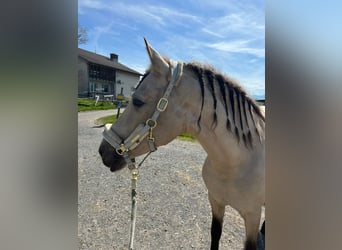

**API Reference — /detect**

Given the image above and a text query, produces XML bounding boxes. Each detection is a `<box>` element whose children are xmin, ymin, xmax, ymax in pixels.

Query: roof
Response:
<box><xmin>78</xmin><ymin>48</ymin><xmax>142</xmax><ymax>76</ymax></box>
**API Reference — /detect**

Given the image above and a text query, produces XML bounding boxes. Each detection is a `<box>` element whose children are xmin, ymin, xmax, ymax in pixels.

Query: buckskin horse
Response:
<box><xmin>99</xmin><ymin>38</ymin><xmax>265</xmax><ymax>250</ymax></box>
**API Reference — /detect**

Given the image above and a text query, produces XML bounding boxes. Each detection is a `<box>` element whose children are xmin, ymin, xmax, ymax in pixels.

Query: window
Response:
<box><xmin>89</xmin><ymin>63</ymin><xmax>115</xmax><ymax>82</ymax></box>
<box><xmin>103</xmin><ymin>84</ymin><xmax>109</xmax><ymax>92</ymax></box>
<box><xmin>89</xmin><ymin>82</ymin><xmax>95</xmax><ymax>93</ymax></box>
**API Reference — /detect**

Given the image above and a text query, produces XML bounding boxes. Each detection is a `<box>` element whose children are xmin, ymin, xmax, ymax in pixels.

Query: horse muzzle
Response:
<box><xmin>98</xmin><ymin>139</ymin><xmax>130</xmax><ymax>172</ymax></box>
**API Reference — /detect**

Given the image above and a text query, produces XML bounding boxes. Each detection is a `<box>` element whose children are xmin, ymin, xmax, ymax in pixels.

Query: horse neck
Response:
<box><xmin>179</xmin><ymin>65</ymin><xmax>265</xmax><ymax>161</ymax></box>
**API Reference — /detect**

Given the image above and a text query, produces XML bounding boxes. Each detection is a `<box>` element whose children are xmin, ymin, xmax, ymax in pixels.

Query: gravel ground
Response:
<box><xmin>78</xmin><ymin>110</ymin><xmax>264</xmax><ymax>250</ymax></box>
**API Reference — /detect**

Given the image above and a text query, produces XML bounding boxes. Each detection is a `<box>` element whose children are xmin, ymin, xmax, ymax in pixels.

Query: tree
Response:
<box><xmin>78</xmin><ymin>26</ymin><xmax>88</xmax><ymax>45</ymax></box>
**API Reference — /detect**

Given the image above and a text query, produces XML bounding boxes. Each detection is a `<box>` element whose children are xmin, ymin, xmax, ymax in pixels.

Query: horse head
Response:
<box><xmin>99</xmin><ymin>38</ymin><xmax>194</xmax><ymax>172</ymax></box>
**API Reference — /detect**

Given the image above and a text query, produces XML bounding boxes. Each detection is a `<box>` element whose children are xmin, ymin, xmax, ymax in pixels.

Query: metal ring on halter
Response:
<box><xmin>146</xmin><ymin>119</ymin><xmax>157</xmax><ymax>128</ymax></box>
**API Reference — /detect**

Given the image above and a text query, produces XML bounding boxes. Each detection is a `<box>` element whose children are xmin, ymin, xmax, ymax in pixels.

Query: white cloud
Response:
<box><xmin>207</xmin><ymin>40</ymin><xmax>264</xmax><ymax>58</ymax></box>
<box><xmin>78</xmin><ymin>0</ymin><xmax>106</xmax><ymax>14</ymax></box>
<box><xmin>202</xmin><ymin>11</ymin><xmax>264</xmax><ymax>40</ymax></box>
<box><xmin>80</xmin><ymin>2</ymin><xmax>201</xmax><ymax>27</ymax></box>
<box><xmin>127</xmin><ymin>5</ymin><xmax>165</xmax><ymax>26</ymax></box>
<box><xmin>87</xmin><ymin>22</ymin><xmax>118</xmax><ymax>55</ymax></box>
<box><xmin>201</xmin><ymin>28</ymin><xmax>225</xmax><ymax>38</ymax></box>
<box><xmin>146</xmin><ymin>5</ymin><xmax>201</xmax><ymax>23</ymax></box>
<box><xmin>127</xmin><ymin>4</ymin><xmax>201</xmax><ymax>28</ymax></box>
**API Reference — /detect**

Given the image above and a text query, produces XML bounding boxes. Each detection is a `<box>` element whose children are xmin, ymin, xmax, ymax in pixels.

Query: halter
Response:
<box><xmin>102</xmin><ymin>61</ymin><xmax>184</xmax><ymax>168</ymax></box>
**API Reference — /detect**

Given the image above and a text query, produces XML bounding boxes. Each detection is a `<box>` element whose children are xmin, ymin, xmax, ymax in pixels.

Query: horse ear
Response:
<box><xmin>144</xmin><ymin>37</ymin><xmax>169</xmax><ymax>75</ymax></box>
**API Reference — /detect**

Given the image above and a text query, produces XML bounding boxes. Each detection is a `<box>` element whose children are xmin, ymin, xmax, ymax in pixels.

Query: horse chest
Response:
<box><xmin>202</xmin><ymin>157</ymin><xmax>263</xmax><ymax>207</ymax></box>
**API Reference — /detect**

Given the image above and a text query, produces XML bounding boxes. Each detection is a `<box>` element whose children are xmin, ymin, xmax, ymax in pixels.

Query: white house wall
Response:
<box><xmin>116</xmin><ymin>71</ymin><xmax>140</xmax><ymax>98</ymax></box>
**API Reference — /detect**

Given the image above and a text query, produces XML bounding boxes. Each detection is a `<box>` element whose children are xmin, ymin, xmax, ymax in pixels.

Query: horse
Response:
<box><xmin>99</xmin><ymin>38</ymin><xmax>265</xmax><ymax>250</ymax></box>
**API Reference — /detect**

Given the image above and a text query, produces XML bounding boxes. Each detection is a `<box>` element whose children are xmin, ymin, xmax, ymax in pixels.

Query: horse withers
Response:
<box><xmin>99</xmin><ymin>38</ymin><xmax>265</xmax><ymax>250</ymax></box>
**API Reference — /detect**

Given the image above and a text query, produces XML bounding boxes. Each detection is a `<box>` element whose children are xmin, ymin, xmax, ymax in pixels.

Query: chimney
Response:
<box><xmin>110</xmin><ymin>53</ymin><xmax>118</xmax><ymax>62</ymax></box>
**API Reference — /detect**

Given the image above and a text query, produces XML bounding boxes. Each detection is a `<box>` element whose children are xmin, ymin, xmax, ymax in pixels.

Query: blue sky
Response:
<box><xmin>78</xmin><ymin>0</ymin><xmax>264</xmax><ymax>98</ymax></box>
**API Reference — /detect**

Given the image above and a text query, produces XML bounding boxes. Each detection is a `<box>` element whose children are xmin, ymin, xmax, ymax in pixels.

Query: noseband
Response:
<box><xmin>102</xmin><ymin>61</ymin><xmax>184</xmax><ymax>167</ymax></box>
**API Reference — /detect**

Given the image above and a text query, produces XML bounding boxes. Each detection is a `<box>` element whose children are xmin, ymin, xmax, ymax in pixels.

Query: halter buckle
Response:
<box><xmin>157</xmin><ymin>98</ymin><xmax>168</xmax><ymax>112</ymax></box>
<box><xmin>116</xmin><ymin>144</ymin><xmax>127</xmax><ymax>155</ymax></box>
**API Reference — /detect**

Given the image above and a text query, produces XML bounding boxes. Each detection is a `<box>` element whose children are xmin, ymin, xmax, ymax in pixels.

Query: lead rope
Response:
<box><xmin>122</xmin><ymin>126</ymin><xmax>158</xmax><ymax>250</ymax></box>
<box><xmin>128</xmin><ymin>164</ymin><xmax>139</xmax><ymax>250</ymax></box>
<box><xmin>127</xmin><ymin>149</ymin><xmax>155</xmax><ymax>250</ymax></box>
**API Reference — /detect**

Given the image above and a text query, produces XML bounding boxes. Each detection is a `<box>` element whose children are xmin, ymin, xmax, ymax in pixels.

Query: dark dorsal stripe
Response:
<box><xmin>249</xmin><ymin>102</ymin><xmax>261</xmax><ymax>139</ymax></box>
<box><xmin>236</xmin><ymin>88</ymin><xmax>244</xmax><ymax>132</ymax></box>
<box><xmin>204</xmin><ymin>69</ymin><xmax>218</xmax><ymax>128</ymax></box>
<box><xmin>185</xmin><ymin>62</ymin><xmax>264</xmax><ymax>148</ymax></box>
<box><xmin>228</xmin><ymin>87</ymin><xmax>236</xmax><ymax>128</ymax></box>
<box><xmin>187</xmin><ymin>64</ymin><xmax>205</xmax><ymax>128</ymax></box>
<box><xmin>216</xmin><ymin>74</ymin><xmax>231</xmax><ymax>130</ymax></box>
<box><xmin>241</xmin><ymin>93</ymin><xmax>250</xmax><ymax>131</ymax></box>
<box><xmin>241</xmin><ymin>94</ymin><xmax>253</xmax><ymax>148</ymax></box>
<box><xmin>236</xmin><ymin>90</ymin><xmax>246</xmax><ymax>146</ymax></box>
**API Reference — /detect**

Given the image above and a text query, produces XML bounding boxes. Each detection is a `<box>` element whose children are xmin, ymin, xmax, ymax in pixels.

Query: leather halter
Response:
<box><xmin>102</xmin><ymin>61</ymin><xmax>184</xmax><ymax>167</ymax></box>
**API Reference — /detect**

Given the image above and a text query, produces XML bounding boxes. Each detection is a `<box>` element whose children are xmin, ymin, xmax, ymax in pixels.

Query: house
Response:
<box><xmin>78</xmin><ymin>48</ymin><xmax>142</xmax><ymax>99</ymax></box>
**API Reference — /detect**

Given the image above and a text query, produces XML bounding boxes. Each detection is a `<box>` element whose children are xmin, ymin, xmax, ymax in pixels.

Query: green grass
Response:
<box><xmin>177</xmin><ymin>133</ymin><xmax>197</xmax><ymax>142</ymax></box>
<box><xmin>78</xmin><ymin>98</ymin><xmax>117</xmax><ymax>112</ymax></box>
<box><xmin>94</xmin><ymin>115</ymin><xmax>118</xmax><ymax>125</ymax></box>
<box><xmin>95</xmin><ymin>114</ymin><xmax>197</xmax><ymax>142</ymax></box>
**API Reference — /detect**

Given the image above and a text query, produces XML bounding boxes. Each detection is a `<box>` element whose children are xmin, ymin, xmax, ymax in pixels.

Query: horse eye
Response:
<box><xmin>132</xmin><ymin>98</ymin><xmax>145</xmax><ymax>107</ymax></box>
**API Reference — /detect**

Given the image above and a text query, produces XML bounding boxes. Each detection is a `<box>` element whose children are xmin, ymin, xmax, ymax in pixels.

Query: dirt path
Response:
<box><xmin>78</xmin><ymin>110</ymin><xmax>263</xmax><ymax>250</ymax></box>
